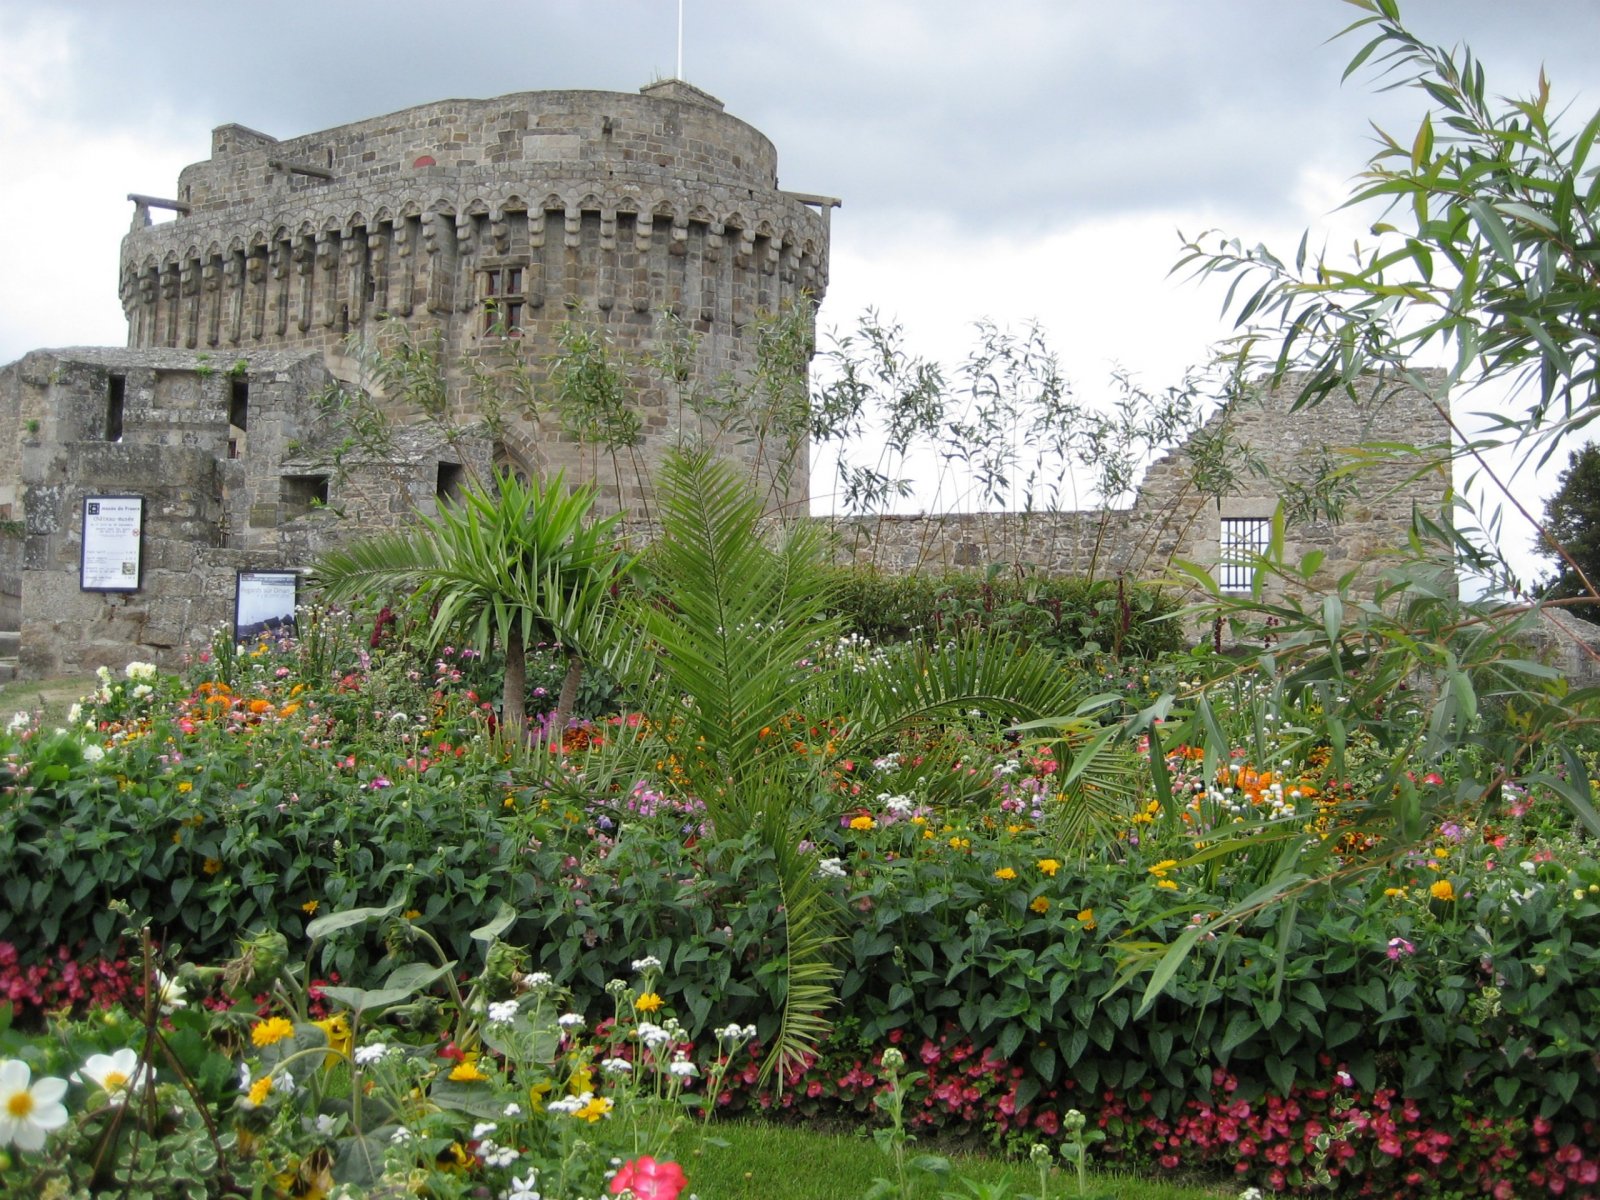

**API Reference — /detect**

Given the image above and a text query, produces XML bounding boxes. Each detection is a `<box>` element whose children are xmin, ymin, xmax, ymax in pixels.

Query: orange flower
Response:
<box><xmin>1037</xmin><ymin>858</ymin><xmax>1061</xmax><ymax>877</ymax></box>
<box><xmin>1076</xmin><ymin>909</ymin><xmax>1097</xmax><ymax>931</ymax></box>
<box><xmin>248</xmin><ymin>699</ymin><xmax>272</xmax><ymax>715</ymax></box>
<box><xmin>1029</xmin><ymin>896</ymin><xmax>1050</xmax><ymax>914</ymax></box>
<box><xmin>202</xmin><ymin>857</ymin><xmax>222</xmax><ymax>875</ymax></box>
<box><xmin>993</xmin><ymin>867</ymin><xmax>1018</xmax><ymax>881</ymax></box>
<box><xmin>1430</xmin><ymin>879</ymin><xmax>1456</xmax><ymax>902</ymax></box>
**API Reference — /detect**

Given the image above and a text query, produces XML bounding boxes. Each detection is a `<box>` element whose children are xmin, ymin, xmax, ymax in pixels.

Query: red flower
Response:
<box><xmin>609</xmin><ymin>1156</ymin><xmax>688</xmax><ymax>1200</ymax></box>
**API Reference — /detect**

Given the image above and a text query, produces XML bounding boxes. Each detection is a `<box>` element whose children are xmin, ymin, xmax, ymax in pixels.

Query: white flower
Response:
<box><xmin>599</xmin><ymin>1057</ymin><xmax>633</xmax><ymax>1076</ymax></box>
<box><xmin>472</xmin><ymin>1121</ymin><xmax>498</xmax><ymax>1139</ymax></box>
<box><xmin>124</xmin><ymin>661</ymin><xmax>157</xmax><ymax>682</ymax></box>
<box><xmin>154</xmin><ymin>969</ymin><xmax>187</xmax><ymax>1013</ymax></box>
<box><xmin>66</xmin><ymin>703</ymin><xmax>82</xmax><ymax>725</ymax></box>
<box><xmin>315</xmin><ymin>1113</ymin><xmax>338</xmax><ymax>1134</ymax></box>
<box><xmin>0</xmin><ymin>1059</ymin><xmax>69</xmax><ymax>1151</ymax></box>
<box><xmin>482</xmin><ymin>1141</ymin><xmax>520</xmax><ymax>1168</ymax></box>
<box><xmin>557</xmin><ymin>1012</ymin><xmax>584</xmax><ymax>1030</ymax></box>
<box><xmin>506</xmin><ymin>1174</ymin><xmax>542</xmax><ymax>1200</ymax></box>
<box><xmin>487</xmin><ymin>1000</ymin><xmax>520</xmax><ymax>1024</ymax></box>
<box><xmin>715</xmin><ymin>1023</ymin><xmax>757</xmax><ymax>1045</ymax></box>
<box><xmin>502</xmin><ymin>1102</ymin><xmax>523</xmax><ymax>1117</ymax></box>
<box><xmin>131</xmin><ymin>684</ymin><xmax>153</xmax><ymax>700</ymax></box>
<box><xmin>96</xmin><ymin>666</ymin><xmax>113</xmax><ymax>684</ymax></box>
<box><xmin>816</xmin><ymin>858</ymin><xmax>846</xmax><ymax>879</ymax></box>
<box><xmin>82</xmin><ymin>743</ymin><xmax>106</xmax><ymax>763</ymax></box>
<box><xmin>73</xmin><ymin>1048</ymin><xmax>149</xmax><ymax>1104</ymax></box>
<box><xmin>5</xmin><ymin>712</ymin><xmax>28</xmax><ymax>734</ymax></box>
<box><xmin>353</xmin><ymin>1043</ymin><xmax>390</xmax><ymax>1066</ymax></box>
<box><xmin>390</xmin><ymin>1126</ymin><xmax>414</xmax><ymax>1144</ymax></box>
<box><xmin>273</xmin><ymin>1069</ymin><xmax>296</xmax><ymax>1097</ymax></box>
<box><xmin>668</xmin><ymin>1054</ymin><xmax>698</xmax><ymax>1078</ymax></box>
<box><xmin>546</xmin><ymin>1093</ymin><xmax>585</xmax><ymax>1116</ymax></box>
<box><xmin>636</xmin><ymin>1022</ymin><xmax>671</xmax><ymax>1049</ymax></box>
<box><xmin>631</xmin><ymin>955</ymin><xmax>662</xmax><ymax>974</ymax></box>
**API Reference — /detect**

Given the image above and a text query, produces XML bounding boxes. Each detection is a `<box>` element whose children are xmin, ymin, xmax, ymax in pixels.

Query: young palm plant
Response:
<box><xmin>309</xmin><ymin>470</ymin><xmax>632</xmax><ymax>747</ymax></box>
<box><xmin>620</xmin><ymin>448</ymin><xmax>848</xmax><ymax>1081</ymax></box>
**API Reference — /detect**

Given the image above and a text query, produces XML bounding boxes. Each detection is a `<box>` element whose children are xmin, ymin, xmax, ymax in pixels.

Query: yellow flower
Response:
<box><xmin>1384</xmin><ymin>887</ymin><xmax>1405</xmax><ymax>897</ymax></box>
<box><xmin>448</xmin><ymin>1059</ymin><xmax>489</xmax><ymax>1083</ymax></box>
<box><xmin>402</xmin><ymin>909</ymin><xmax>422</xmax><ymax>920</ymax></box>
<box><xmin>993</xmin><ymin>867</ymin><xmax>1018</xmax><ymax>881</ymax></box>
<box><xmin>1037</xmin><ymin>858</ymin><xmax>1061</xmax><ymax>877</ymax></box>
<box><xmin>1433</xmin><ymin>847</ymin><xmax>1450</xmax><ymax>859</ymax></box>
<box><xmin>1156</xmin><ymin>879</ymin><xmax>1179</xmax><ymax>890</ymax></box>
<box><xmin>910</xmin><ymin>816</ymin><xmax>927</xmax><ymax>826</ymax></box>
<box><xmin>313</xmin><ymin>1013</ymin><xmax>352</xmax><ymax>1067</ymax></box>
<box><xmin>1430</xmin><ymin>879</ymin><xmax>1456</xmax><ymax>902</ymax></box>
<box><xmin>948</xmin><ymin>837</ymin><xmax>970</xmax><ymax>851</ymax></box>
<box><xmin>1006</xmin><ymin>823</ymin><xmax>1026</xmax><ymax>834</ymax></box>
<box><xmin>1149</xmin><ymin>859</ymin><xmax>1179</xmax><ymax>875</ymax></box>
<box><xmin>573</xmin><ymin>1095</ymin><xmax>613</xmax><ymax>1122</ymax></box>
<box><xmin>246</xmin><ymin>1075</ymin><xmax>274</xmax><ymax>1107</ymax></box>
<box><xmin>568</xmin><ymin>1065</ymin><xmax>595</xmax><ymax>1095</ymax></box>
<box><xmin>849</xmin><ymin>815</ymin><xmax>876</xmax><ymax>831</ymax></box>
<box><xmin>528</xmin><ymin>1080</ymin><xmax>552</xmax><ymax>1110</ymax></box>
<box><xmin>1029</xmin><ymin>896</ymin><xmax>1050</xmax><ymax>914</ymax></box>
<box><xmin>177</xmin><ymin>781</ymin><xmax>193</xmax><ymax>793</ymax></box>
<box><xmin>251</xmin><ymin>1017</ymin><xmax>295</xmax><ymax>1048</ymax></box>
<box><xmin>634</xmin><ymin>992</ymin><xmax>664</xmax><ymax>1013</ymax></box>
<box><xmin>301</xmin><ymin>899</ymin><xmax>319</xmax><ymax>915</ymax></box>
<box><xmin>1077</xmin><ymin>909</ymin><xmax>1097</xmax><ymax>931</ymax></box>
<box><xmin>203</xmin><ymin>857</ymin><xmax>222</xmax><ymax>875</ymax></box>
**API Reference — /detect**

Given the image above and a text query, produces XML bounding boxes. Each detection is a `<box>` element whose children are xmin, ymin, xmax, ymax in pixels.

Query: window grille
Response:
<box><xmin>1218</xmin><ymin>517</ymin><xmax>1271</xmax><ymax>592</ymax></box>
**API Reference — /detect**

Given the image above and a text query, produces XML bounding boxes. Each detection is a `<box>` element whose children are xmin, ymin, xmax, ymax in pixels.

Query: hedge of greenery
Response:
<box><xmin>818</xmin><ymin>566</ymin><xmax>1181</xmax><ymax>660</ymax></box>
<box><xmin>3</xmin><ymin>620</ymin><xmax>1597</xmax><ymax>1197</ymax></box>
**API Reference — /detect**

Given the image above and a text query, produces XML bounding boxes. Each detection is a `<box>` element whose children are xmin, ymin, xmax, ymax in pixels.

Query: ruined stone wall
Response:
<box><xmin>119</xmin><ymin>81</ymin><xmax>834</xmax><ymax>515</ymax></box>
<box><xmin>2</xmin><ymin>348</ymin><xmax>490</xmax><ymax>676</ymax></box>
<box><xmin>842</xmin><ymin>374</ymin><xmax>1450</xmax><ymax>621</ymax></box>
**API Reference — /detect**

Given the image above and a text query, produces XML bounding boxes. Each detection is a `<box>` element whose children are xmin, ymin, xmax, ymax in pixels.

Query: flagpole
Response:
<box><xmin>677</xmin><ymin>0</ymin><xmax>684</xmax><ymax>79</ymax></box>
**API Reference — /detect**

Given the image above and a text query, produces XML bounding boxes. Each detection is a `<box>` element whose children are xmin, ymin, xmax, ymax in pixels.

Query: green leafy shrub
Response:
<box><xmin>822</xmin><ymin>566</ymin><xmax>1181</xmax><ymax>660</ymax></box>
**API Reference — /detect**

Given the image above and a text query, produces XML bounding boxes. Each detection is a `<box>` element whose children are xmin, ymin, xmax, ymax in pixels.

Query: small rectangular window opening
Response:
<box><xmin>436</xmin><ymin>461</ymin><xmax>464</xmax><ymax>503</ymax></box>
<box><xmin>105</xmin><ymin>374</ymin><xmax>126</xmax><ymax>442</ymax></box>
<box><xmin>280</xmin><ymin>474</ymin><xmax>330</xmax><ymax>519</ymax></box>
<box><xmin>229</xmin><ymin>376</ymin><xmax>249</xmax><ymax>432</ymax></box>
<box><xmin>1218</xmin><ymin>517</ymin><xmax>1271</xmax><ymax>593</ymax></box>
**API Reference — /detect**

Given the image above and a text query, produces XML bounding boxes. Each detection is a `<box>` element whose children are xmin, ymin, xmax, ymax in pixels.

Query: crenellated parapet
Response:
<box><xmin>120</xmin><ymin>82</ymin><xmax>835</xmax><ymax>364</ymax></box>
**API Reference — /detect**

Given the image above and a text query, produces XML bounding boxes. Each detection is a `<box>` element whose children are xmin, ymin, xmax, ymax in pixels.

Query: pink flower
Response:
<box><xmin>1386</xmin><ymin>937</ymin><xmax>1415</xmax><ymax>960</ymax></box>
<box><xmin>609</xmin><ymin>1156</ymin><xmax>688</xmax><ymax>1200</ymax></box>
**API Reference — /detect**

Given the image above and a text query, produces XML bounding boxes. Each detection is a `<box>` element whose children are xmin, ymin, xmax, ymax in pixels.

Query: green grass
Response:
<box><xmin>668</xmin><ymin>1122</ymin><xmax>1235</xmax><ymax>1200</ymax></box>
<box><xmin>0</xmin><ymin>673</ymin><xmax>94</xmax><ymax>727</ymax></box>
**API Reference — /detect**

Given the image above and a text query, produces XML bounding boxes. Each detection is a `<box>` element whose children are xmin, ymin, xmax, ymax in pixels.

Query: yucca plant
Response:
<box><xmin>308</xmin><ymin>470</ymin><xmax>633</xmax><ymax>746</ymax></box>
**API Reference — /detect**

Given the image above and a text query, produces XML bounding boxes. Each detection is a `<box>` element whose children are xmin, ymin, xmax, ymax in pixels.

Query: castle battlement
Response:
<box><xmin>120</xmin><ymin>83</ymin><xmax>834</xmax><ymax>368</ymax></box>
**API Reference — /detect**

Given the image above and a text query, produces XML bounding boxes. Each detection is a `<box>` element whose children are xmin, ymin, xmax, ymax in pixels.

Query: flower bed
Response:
<box><xmin>2</xmin><ymin>614</ymin><xmax>1598</xmax><ymax>1196</ymax></box>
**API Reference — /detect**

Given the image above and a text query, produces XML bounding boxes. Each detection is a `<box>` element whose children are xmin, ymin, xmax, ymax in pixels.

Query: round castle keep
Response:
<box><xmin>119</xmin><ymin>79</ymin><xmax>836</xmax><ymax>498</ymax></box>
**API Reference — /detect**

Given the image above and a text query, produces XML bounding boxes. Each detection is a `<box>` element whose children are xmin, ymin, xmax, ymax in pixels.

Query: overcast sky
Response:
<box><xmin>3</xmin><ymin>1</ymin><xmax>1597</xmax><ymax>585</ymax></box>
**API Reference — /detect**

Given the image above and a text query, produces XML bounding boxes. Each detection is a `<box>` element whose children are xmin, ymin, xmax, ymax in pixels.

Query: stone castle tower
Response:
<box><xmin>0</xmin><ymin>81</ymin><xmax>836</xmax><ymax>676</ymax></box>
<box><xmin>119</xmin><ymin>79</ymin><xmax>836</xmax><ymax>503</ymax></box>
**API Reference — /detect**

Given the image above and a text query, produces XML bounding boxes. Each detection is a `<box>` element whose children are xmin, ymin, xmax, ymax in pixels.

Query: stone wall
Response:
<box><xmin>838</xmin><ymin>374</ymin><xmax>1450</xmax><ymax>623</ymax></box>
<box><xmin>0</xmin><ymin>347</ymin><xmax>491</xmax><ymax>676</ymax></box>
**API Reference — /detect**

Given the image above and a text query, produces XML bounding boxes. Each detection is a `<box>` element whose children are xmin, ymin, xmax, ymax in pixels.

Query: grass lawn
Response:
<box><xmin>669</xmin><ymin>1122</ymin><xmax>1235</xmax><ymax>1200</ymax></box>
<box><xmin>0</xmin><ymin>673</ymin><xmax>94</xmax><ymax>726</ymax></box>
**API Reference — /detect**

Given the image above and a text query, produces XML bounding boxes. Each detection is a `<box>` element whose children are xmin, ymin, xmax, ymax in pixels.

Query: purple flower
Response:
<box><xmin>1386</xmin><ymin>937</ymin><xmax>1415</xmax><ymax>960</ymax></box>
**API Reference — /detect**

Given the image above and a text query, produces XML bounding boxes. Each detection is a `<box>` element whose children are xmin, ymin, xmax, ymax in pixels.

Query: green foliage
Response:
<box><xmin>310</xmin><ymin>469</ymin><xmax>631</xmax><ymax>742</ymax></box>
<box><xmin>823</xmin><ymin>567</ymin><xmax>1182</xmax><ymax>660</ymax></box>
<box><xmin>1535</xmin><ymin>442</ymin><xmax>1600</xmax><ymax>609</ymax></box>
